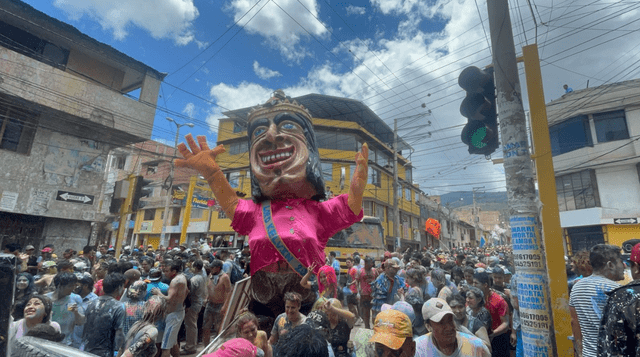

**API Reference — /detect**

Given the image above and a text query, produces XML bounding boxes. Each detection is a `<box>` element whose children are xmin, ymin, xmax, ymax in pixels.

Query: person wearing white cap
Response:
<box><xmin>414</xmin><ymin>298</ymin><xmax>490</xmax><ymax>357</ymax></box>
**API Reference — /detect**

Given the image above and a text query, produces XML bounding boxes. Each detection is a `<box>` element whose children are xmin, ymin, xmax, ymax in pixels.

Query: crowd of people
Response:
<box><xmin>5</xmin><ymin>240</ymin><xmax>640</xmax><ymax>357</ymax></box>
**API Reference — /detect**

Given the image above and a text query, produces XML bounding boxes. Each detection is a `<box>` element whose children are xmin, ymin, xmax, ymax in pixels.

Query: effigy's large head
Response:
<box><xmin>247</xmin><ymin>90</ymin><xmax>325</xmax><ymax>202</ymax></box>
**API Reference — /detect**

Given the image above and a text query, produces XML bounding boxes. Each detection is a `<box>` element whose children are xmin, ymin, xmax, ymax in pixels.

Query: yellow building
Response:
<box><xmin>210</xmin><ymin>94</ymin><xmax>423</xmax><ymax>251</ymax></box>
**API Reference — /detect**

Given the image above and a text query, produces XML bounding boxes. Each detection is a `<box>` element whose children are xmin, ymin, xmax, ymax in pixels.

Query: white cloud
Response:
<box><xmin>206</xmin><ymin>82</ymin><xmax>274</xmax><ymax>133</ymax></box>
<box><xmin>226</xmin><ymin>0</ymin><xmax>328</xmax><ymax>62</ymax></box>
<box><xmin>253</xmin><ymin>61</ymin><xmax>283</xmax><ymax>80</ymax></box>
<box><xmin>346</xmin><ymin>5</ymin><xmax>366</xmax><ymax>15</ymax></box>
<box><xmin>53</xmin><ymin>0</ymin><xmax>200</xmax><ymax>46</ymax></box>
<box><xmin>182</xmin><ymin>103</ymin><xmax>196</xmax><ymax>117</ymax></box>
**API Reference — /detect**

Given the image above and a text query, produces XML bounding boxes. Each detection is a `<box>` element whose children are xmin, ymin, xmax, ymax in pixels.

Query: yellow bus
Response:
<box><xmin>324</xmin><ymin>216</ymin><xmax>385</xmax><ymax>276</ymax></box>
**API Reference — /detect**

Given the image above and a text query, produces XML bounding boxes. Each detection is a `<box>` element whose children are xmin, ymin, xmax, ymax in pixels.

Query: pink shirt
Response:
<box><xmin>232</xmin><ymin>194</ymin><xmax>363</xmax><ymax>276</ymax></box>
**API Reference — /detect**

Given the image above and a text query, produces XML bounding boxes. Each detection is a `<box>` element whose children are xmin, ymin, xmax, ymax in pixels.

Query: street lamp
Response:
<box><xmin>160</xmin><ymin>117</ymin><xmax>195</xmax><ymax>247</ymax></box>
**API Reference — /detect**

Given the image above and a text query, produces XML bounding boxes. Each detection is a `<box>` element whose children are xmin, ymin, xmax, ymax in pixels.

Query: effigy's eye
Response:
<box><xmin>252</xmin><ymin>127</ymin><xmax>267</xmax><ymax>138</ymax></box>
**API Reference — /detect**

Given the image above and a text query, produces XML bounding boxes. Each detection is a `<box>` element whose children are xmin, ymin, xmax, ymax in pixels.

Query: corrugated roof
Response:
<box><xmin>222</xmin><ymin>93</ymin><xmax>412</xmax><ymax>151</ymax></box>
<box><xmin>547</xmin><ymin>79</ymin><xmax>640</xmax><ymax>126</ymax></box>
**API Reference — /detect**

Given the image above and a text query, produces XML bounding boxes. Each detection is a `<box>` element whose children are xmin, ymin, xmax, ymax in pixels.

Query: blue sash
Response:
<box><xmin>261</xmin><ymin>201</ymin><xmax>308</xmax><ymax>277</ymax></box>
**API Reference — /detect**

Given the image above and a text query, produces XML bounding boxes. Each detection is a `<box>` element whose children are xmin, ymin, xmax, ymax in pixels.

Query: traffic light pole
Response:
<box><xmin>487</xmin><ymin>0</ymin><xmax>558</xmax><ymax>355</ymax></box>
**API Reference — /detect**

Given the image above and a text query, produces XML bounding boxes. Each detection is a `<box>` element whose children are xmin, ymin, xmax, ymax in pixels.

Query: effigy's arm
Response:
<box><xmin>176</xmin><ymin>134</ymin><xmax>239</xmax><ymax>220</ymax></box>
<box><xmin>348</xmin><ymin>142</ymin><xmax>369</xmax><ymax>215</ymax></box>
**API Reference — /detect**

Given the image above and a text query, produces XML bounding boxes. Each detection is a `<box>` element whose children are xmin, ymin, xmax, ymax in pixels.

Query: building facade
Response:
<box><xmin>0</xmin><ymin>0</ymin><xmax>163</xmax><ymax>251</ymax></box>
<box><xmin>546</xmin><ymin>79</ymin><xmax>640</xmax><ymax>254</ymax></box>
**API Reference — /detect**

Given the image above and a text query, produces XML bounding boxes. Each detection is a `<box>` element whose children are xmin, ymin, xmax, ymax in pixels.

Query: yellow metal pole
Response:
<box><xmin>179</xmin><ymin>176</ymin><xmax>197</xmax><ymax>244</ymax></box>
<box><xmin>522</xmin><ymin>43</ymin><xmax>573</xmax><ymax>356</ymax></box>
<box><xmin>115</xmin><ymin>175</ymin><xmax>136</xmax><ymax>258</ymax></box>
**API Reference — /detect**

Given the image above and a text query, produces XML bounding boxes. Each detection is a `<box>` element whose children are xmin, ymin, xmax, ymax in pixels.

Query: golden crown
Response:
<box><xmin>247</xmin><ymin>89</ymin><xmax>312</xmax><ymax>124</ymax></box>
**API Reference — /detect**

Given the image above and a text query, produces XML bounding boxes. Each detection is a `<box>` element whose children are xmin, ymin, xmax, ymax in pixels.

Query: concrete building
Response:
<box><xmin>546</xmin><ymin>79</ymin><xmax>640</xmax><ymax>254</ymax></box>
<box><xmin>211</xmin><ymin>94</ymin><xmax>424</xmax><ymax>251</ymax></box>
<box><xmin>0</xmin><ymin>0</ymin><xmax>164</xmax><ymax>251</ymax></box>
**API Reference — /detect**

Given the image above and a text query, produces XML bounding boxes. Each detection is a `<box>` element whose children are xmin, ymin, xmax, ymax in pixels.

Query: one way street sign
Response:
<box><xmin>614</xmin><ymin>218</ymin><xmax>638</xmax><ymax>225</ymax></box>
<box><xmin>56</xmin><ymin>191</ymin><xmax>94</xmax><ymax>205</ymax></box>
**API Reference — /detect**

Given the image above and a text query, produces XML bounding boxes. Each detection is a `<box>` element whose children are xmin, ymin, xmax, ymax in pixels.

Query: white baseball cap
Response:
<box><xmin>422</xmin><ymin>298</ymin><xmax>454</xmax><ymax>323</ymax></box>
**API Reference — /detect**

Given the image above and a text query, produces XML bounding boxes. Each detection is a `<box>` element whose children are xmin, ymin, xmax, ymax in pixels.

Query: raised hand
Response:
<box><xmin>175</xmin><ymin>134</ymin><xmax>239</xmax><ymax>220</ymax></box>
<box><xmin>175</xmin><ymin>134</ymin><xmax>224</xmax><ymax>178</ymax></box>
<box><xmin>348</xmin><ymin>142</ymin><xmax>369</xmax><ymax>214</ymax></box>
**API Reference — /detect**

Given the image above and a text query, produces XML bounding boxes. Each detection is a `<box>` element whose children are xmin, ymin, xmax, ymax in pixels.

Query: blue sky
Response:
<box><xmin>23</xmin><ymin>0</ymin><xmax>640</xmax><ymax>196</ymax></box>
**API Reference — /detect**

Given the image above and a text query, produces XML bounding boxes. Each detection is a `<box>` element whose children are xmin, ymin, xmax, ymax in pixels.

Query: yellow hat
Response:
<box><xmin>369</xmin><ymin>309</ymin><xmax>413</xmax><ymax>350</ymax></box>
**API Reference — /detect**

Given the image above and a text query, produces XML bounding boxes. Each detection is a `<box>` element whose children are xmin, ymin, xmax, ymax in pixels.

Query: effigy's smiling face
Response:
<box><xmin>249</xmin><ymin>112</ymin><xmax>313</xmax><ymax>198</ymax></box>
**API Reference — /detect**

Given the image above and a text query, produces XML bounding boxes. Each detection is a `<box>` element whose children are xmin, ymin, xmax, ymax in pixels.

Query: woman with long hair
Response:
<box><xmin>12</xmin><ymin>272</ymin><xmax>37</xmax><ymax>320</ymax></box>
<box><xmin>117</xmin><ymin>296</ymin><xmax>166</xmax><ymax>357</ymax></box>
<box><xmin>465</xmin><ymin>287</ymin><xmax>492</xmax><ymax>338</ymax></box>
<box><xmin>431</xmin><ymin>268</ymin><xmax>452</xmax><ymax>301</ymax></box>
<box><xmin>235</xmin><ymin>311</ymin><xmax>272</xmax><ymax>357</ymax></box>
<box><xmin>403</xmin><ymin>267</ymin><xmax>428</xmax><ymax>336</ymax></box>
<box><xmin>447</xmin><ymin>293</ymin><xmax>491</xmax><ymax>349</ymax></box>
<box><xmin>323</xmin><ymin>298</ymin><xmax>355</xmax><ymax>357</ymax></box>
<box><xmin>301</xmin><ymin>262</ymin><xmax>338</xmax><ymax>299</ymax></box>
<box><xmin>9</xmin><ymin>295</ymin><xmax>61</xmax><ymax>343</ymax></box>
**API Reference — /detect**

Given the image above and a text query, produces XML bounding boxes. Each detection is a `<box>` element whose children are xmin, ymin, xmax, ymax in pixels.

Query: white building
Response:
<box><xmin>546</xmin><ymin>79</ymin><xmax>640</xmax><ymax>254</ymax></box>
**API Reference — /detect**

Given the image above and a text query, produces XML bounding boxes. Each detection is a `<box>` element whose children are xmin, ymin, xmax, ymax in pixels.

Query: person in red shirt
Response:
<box><xmin>356</xmin><ymin>256</ymin><xmax>378</xmax><ymax>329</ymax></box>
<box><xmin>345</xmin><ymin>257</ymin><xmax>360</xmax><ymax>324</ymax></box>
<box><xmin>473</xmin><ymin>271</ymin><xmax>509</xmax><ymax>357</ymax></box>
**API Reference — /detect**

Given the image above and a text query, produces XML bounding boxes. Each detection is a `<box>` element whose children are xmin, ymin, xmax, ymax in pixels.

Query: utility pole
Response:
<box><xmin>472</xmin><ymin>186</ymin><xmax>484</xmax><ymax>246</ymax></box>
<box><xmin>393</xmin><ymin>118</ymin><xmax>400</xmax><ymax>250</ymax></box>
<box><xmin>487</xmin><ymin>0</ymin><xmax>558</xmax><ymax>355</ymax></box>
<box><xmin>160</xmin><ymin>118</ymin><xmax>194</xmax><ymax>247</ymax></box>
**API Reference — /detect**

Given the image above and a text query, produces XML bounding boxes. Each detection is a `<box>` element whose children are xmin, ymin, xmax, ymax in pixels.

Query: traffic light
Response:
<box><xmin>459</xmin><ymin>66</ymin><xmax>499</xmax><ymax>155</ymax></box>
<box><xmin>109</xmin><ymin>197</ymin><xmax>123</xmax><ymax>214</ymax></box>
<box><xmin>131</xmin><ymin>176</ymin><xmax>153</xmax><ymax>211</ymax></box>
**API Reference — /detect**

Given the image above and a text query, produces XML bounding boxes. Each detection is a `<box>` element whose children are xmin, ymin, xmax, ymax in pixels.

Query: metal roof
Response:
<box><xmin>546</xmin><ymin>79</ymin><xmax>640</xmax><ymax>126</ymax></box>
<box><xmin>222</xmin><ymin>93</ymin><xmax>412</xmax><ymax>151</ymax></box>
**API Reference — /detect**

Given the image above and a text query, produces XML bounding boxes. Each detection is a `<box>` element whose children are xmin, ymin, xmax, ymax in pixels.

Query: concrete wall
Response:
<box><xmin>596</xmin><ymin>164</ymin><xmax>640</xmax><ymax>218</ymax></box>
<box><xmin>0</xmin><ymin>48</ymin><xmax>157</xmax><ymax>139</ymax></box>
<box><xmin>42</xmin><ymin>218</ymin><xmax>92</xmax><ymax>253</ymax></box>
<box><xmin>0</xmin><ymin>127</ymin><xmax>110</xmax><ymax>222</ymax></box>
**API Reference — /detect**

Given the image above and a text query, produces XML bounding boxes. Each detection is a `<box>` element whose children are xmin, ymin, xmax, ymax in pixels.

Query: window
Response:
<box><xmin>0</xmin><ymin>102</ymin><xmax>37</xmax><ymax>154</ymax></box>
<box><xmin>397</xmin><ymin>185</ymin><xmax>403</xmax><ymax>200</ymax></box>
<box><xmin>146</xmin><ymin>165</ymin><xmax>157</xmax><ymax>174</ymax></box>
<box><xmin>0</xmin><ymin>21</ymin><xmax>69</xmax><ymax>69</ymax></box>
<box><xmin>593</xmin><ymin>110</ymin><xmax>629</xmax><ymax>143</ymax></box>
<box><xmin>227</xmin><ymin>172</ymin><xmax>240</xmax><ymax>188</ymax></box>
<box><xmin>190</xmin><ymin>208</ymin><xmax>203</xmax><ymax>219</ymax></box>
<box><xmin>112</xmin><ymin>156</ymin><xmax>126</xmax><ymax>170</ymax></box>
<box><xmin>315</xmin><ymin>130</ymin><xmax>357</xmax><ymax>151</ymax></box>
<box><xmin>376</xmin><ymin>150</ymin><xmax>389</xmax><ymax>167</ymax></box>
<box><xmin>376</xmin><ymin>204</ymin><xmax>385</xmax><ymax>221</ymax></box>
<box><xmin>170</xmin><ymin>208</ymin><xmax>181</xmax><ymax>225</ymax></box>
<box><xmin>415</xmin><ymin>191</ymin><xmax>420</xmax><ymax>202</ymax></box>
<box><xmin>229</xmin><ymin>141</ymin><xmax>248</xmax><ymax>155</ymax></box>
<box><xmin>321</xmin><ymin>162</ymin><xmax>333</xmax><ymax>182</ymax></box>
<box><xmin>233</xmin><ymin>121</ymin><xmax>246</xmax><ymax>133</ymax></box>
<box><xmin>368</xmin><ymin>167</ymin><xmax>381</xmax><ymax>187</ymax></box>
<box><xmin>549</xmin><ymin>115</ymin><xmax>592</xmax><ymax>156</ymax></box>
<box><xmin>406</xmin><ymin>167</ymin><xmax>412</xmax><ymax>183</ymax></box>
<box><xmin>555</xmin><ymin>170</ymin><xmax>600</xmax><ymax>212</ymax></box>
<box><xmin>405</xmin><ymin>187</ymin><xmax>411</xmax><ymax>201</ymax></box>
<box><xmin>143</xmin><ymin>209</ymin><xmax>155</xmax><ymax>221</ymax></box>
<box><xmin>363</xmin><ymin>201</ymin><xmax>373</xmax><ymax>216</ymax></box>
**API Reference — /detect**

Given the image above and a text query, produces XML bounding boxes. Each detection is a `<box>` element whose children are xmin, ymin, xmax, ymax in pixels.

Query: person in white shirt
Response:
<box><xmin>414</xmin><ymin>298</ymin><xmax>490</xmax><ymax>357</ymax></box>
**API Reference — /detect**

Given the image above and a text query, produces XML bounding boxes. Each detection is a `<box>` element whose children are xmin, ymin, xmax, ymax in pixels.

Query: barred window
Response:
<box><xmin>555</xmin><ymin>170</ymin><xmax>600</xmax><ymax>211</ymax></box>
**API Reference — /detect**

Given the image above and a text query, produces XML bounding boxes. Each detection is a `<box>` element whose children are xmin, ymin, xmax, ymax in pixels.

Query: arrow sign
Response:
<box><xmin>614</xmin><ymin>218</ymin><xmax>638</xmax><ymax>225</ymax></box>
<box><xmin>56</xmin><ymin>191</ymin><xmax>94</xmax><ymax>205</ymax></box>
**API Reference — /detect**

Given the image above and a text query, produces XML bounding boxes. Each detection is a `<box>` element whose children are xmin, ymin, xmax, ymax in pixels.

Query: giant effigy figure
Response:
<box><xmin>176</xmin><ymin>90</ymin><xmax>369</xmax><ymax>319</ymax></box>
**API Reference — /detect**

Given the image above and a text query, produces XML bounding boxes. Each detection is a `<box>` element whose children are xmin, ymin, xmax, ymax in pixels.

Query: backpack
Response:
<box><xmin>229</xmin><ymin>260</ymin><xmax>244</xmax><ymax>285</ymax></box>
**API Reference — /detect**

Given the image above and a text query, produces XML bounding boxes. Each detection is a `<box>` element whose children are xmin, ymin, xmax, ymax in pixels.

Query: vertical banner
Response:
<box><xmin>511</xmin><ymin>215</ymin><xmax>553</xmax><ymax>356</ymax></box>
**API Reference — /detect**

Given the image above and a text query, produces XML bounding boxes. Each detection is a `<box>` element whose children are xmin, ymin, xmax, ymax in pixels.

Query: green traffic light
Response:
<box><xmin>470</xmin><ymin>127</ymin><xmax>488</xmax><ymax>148</ymax></box>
